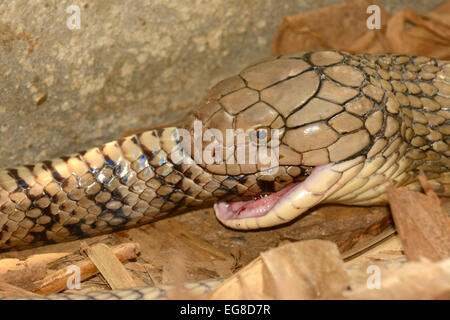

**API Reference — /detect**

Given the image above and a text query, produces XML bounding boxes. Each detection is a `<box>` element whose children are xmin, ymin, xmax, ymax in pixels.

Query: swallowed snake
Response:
<box><xmin>1</xmin><ymin>50</ymin><xmax>449</xmax><ymax>299</ymax></box>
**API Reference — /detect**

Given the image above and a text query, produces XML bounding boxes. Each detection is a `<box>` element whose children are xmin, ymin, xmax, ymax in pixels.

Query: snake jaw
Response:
<box><xmin>214</xmin><ymin>163</ymin><xmax>340</xmax><ymax>229</ymax></box>
<box><xmin>214</xmin><ymin>157</ymin><xmax>379</xmax><ymax>230</ymax></box>
<box><xmin>214</xmin><ymin>182</ymin><xmax>298</xmax><ymax>220</ymax></box>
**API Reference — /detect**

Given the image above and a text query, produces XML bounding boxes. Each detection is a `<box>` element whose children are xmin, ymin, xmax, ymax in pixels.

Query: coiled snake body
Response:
<box><xmin>1</xmin><ymin>51</ymin><xmax>449</xmax><ymax>299</ymax></box>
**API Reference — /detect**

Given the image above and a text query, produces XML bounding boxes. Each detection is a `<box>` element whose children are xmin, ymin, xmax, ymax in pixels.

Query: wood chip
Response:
<box><xmin>85</xmin><ymin>243</ymin><xmax>138</xmax><ymax>290</ymax></box>
<box><xmin>0</xmin><ymin>282</ymin><xmax>40</xmax><ymax>299</ymax></box>
<box><xmin>34</xmin><ymin>242</ymin><xmax>140</xmax><ymax>295</ymax></box>
<box><xmin>0</xmin><ymin>252</ymin><xmax>69</xmax><ymax>292</ymax></box>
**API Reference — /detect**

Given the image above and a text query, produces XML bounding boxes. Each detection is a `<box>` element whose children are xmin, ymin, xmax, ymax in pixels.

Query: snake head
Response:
<box><xmin>181</xmin><ymin>51</ymin><xmax>447</xmax><ymax>230</ymax></box>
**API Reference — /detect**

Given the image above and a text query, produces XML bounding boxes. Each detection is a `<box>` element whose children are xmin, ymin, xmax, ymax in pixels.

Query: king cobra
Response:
<box><xmin>1</xmin><ymin>51</ymin><xmax>449</xmax><ymax>299</ymax></box>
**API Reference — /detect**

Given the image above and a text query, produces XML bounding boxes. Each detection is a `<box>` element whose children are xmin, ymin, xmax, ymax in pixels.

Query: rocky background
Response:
<box><xmin>0</xmin><ymin>0</ymin><xmax>446</xmax><ymax>168</ymax></box>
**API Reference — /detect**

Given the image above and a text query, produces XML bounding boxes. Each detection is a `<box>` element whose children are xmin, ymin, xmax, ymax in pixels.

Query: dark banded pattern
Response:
<box><xmin>0</xmin><ymin>50</ymin><xmax>449</xmax><ymax>251</ymax></box>
<box><xmin>0</xmin><ymin>127</ymin><xmax>308</xmax><ymax>250</ymax></box>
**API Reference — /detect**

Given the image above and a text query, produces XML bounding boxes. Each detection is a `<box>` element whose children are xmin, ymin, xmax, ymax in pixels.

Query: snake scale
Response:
<box><xmin>1</xmin><ymin>50</ymin><xmax>449</xmax><ymax>299</ymax></box>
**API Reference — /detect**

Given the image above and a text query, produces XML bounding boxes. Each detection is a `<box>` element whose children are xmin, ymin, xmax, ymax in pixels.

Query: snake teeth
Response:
<box><xmin>214</xmin><ymin>157</ymin><xmax>390</xmax><ymax>230</ymax></box>
<box><xmin>1</xmin><ymin>51</ymin><xmax>448</xmax><ymax>251</ymax></box>
<box><xmin>214</xmin><ymin>164</ymin><xmax>339</xmax><ymax>229</ymax></box>
<box><xmin>215</xmin><ymin>183</ymin><xmax>298</xmax><ymax>221</ymax></box>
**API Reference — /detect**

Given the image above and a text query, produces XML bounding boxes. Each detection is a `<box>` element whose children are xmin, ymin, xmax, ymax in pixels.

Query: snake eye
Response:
<box><xmin>256</xmin><ymin>129</ymin><xmax>267</xmax><ymax>140</ymax></box>
<box><xmin>250</xmin><ymin>127</ymin><xmax>271</xmax><ymax>146</ymax></box>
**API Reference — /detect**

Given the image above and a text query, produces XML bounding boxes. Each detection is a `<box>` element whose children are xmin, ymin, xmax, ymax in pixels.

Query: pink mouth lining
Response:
<box><xmin>214</xmin><ymin>182</ymin><xmax>299</xmax><ymax>221</ymax></box>
<box><xmin>214</xmin><ymin>164</ymin><xmax>334</xmax><ymax>222</ymax></box>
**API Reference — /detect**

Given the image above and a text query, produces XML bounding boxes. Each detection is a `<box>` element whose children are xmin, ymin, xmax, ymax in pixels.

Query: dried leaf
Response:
<box><xmin>345</xmin><ymin>258</ymin><xmax>450</xmax><ymax>299</ymax></box>
<box><xmin>387</xmin><ymin>182</ymin><xmax>450</xmax><ymax>262</ymax></box>
<box><xmin>261</xmin><ymin>240</ymin><xmax>349</xmax><ymax>299</ymax></box>
<box><xmin>272</xmin><ymin>0</ymin><xmax>450</xmax><ymax>59</ymax></box>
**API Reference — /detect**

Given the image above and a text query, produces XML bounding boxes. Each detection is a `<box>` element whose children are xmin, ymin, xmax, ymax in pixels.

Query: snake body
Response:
<box><xmin>1</xmin><ymin>51</ymin><xmax>449</xmax><ymax>298</ymax></box>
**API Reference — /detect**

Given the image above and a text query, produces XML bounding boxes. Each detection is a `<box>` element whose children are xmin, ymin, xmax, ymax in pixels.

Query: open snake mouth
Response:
<box><xmin>214</xmin><ymin>164</ymin><xmax>338</xmax><ymax>230</ymax></box>
<box><xmin>214</xmin><ymin>183</ymin><xmax>299</xmax><ymax>220</ymax></box>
